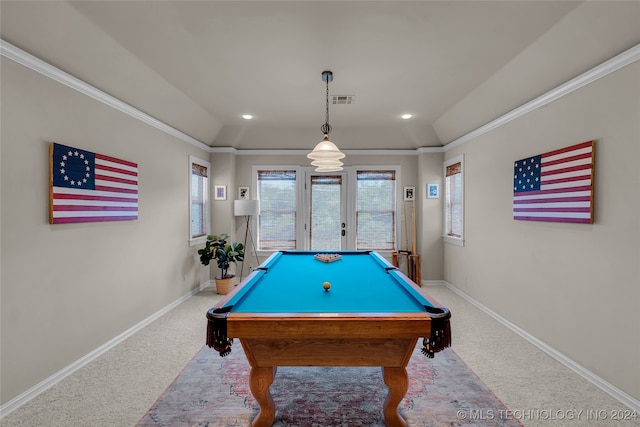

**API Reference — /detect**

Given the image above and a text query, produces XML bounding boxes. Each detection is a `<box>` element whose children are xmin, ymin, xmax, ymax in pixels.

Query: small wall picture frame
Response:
<box><xmin>214</xmin><ymin>185</ymin><xmax>227</xmax><ymax>201</ymax></box>
<box><xmin>238</xmin><ymin>186</ymin><xmax>249</xmax><ymax>200</ymax></box>
<box><xmin>427</xmin><ymin>183</ymin><xmax>439</xmax><ymax>199</ymax></box>
<box><xmin>404</xmin><ymin>186</ymin><xmax>415</xmax><ymax>201</ymax></box>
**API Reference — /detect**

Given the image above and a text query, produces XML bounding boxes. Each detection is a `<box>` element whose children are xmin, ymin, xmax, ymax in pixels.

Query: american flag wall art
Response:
<box><xmin>49</xmin><ymin>143</ymin><xmax>138</xmax><ymax>224</ymax></box>
<box><xmin>513</xmin><ymin>140</ymin><xmax>595</xmax><ymax>224</ymax></box>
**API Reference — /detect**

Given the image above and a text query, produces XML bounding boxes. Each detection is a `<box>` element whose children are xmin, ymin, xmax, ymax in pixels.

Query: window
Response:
<box><xmin>189</xmin><ymin>156</ymin><xmax>210</xmax><ymax>245</ymax></box>
<box><xmin>256</xmin><ymin>169</ymin><xmax>297</xmax><ymax>250</ymax></box>
<box><xmin>444</xmin><ymin>156</ymin><xmax>464</xmax><ymax>246</ymax></box>
<box><xmin>309</xmin><ymin>175</ymin><xmax>342</xmax><ymax>250</ymax></box>
<box><xmin>355</xmin><ymin>170</ymin><xmax>396</xmax><ymax>251</ymax></box>
<box><xmin>254</xmin><ymin>166</ymin><xmax>399</xmax><ymax>253</ymax></box>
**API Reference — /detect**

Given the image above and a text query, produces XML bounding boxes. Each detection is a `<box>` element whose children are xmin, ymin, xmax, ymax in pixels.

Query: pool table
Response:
<box><xmin>206</xmin><ymin>250</ymin><xmax>451</xmax><ymax>427</ymax></box>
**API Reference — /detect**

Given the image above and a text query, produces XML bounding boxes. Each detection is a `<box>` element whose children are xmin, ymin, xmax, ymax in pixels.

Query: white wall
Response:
<box><xmin>443</xmin><ymin>61</ymin><xmax>640</xmax><ymax>401</ymax></box>
<box><xmin>0</xmin><ymin>58</ymin><xmax>211</xmax><ymax>404</ymax></box>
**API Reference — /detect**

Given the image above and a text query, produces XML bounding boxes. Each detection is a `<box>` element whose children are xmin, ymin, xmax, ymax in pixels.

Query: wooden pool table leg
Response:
<box><xmin>382</xmin><ymin>366</ymin><xmax>409</xmax><ymax>427</ymax></box>
<box><xmin>249</xmin><ymin>366</ymin><xmax>276</xmax><ymax>427</ymax></box>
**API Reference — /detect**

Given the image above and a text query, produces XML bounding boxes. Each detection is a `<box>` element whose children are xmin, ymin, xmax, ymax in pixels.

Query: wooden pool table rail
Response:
<box><xmin>205</xmin><ymin>251</ymin><xmax>451</xmax><ymax>427</ymax></box>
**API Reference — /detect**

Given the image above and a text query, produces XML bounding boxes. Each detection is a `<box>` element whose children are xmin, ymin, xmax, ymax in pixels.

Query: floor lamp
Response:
<box><xmin>234</xmin><ymin>199</ymin><xmax>260</xmax><ymax>280</ymax></box>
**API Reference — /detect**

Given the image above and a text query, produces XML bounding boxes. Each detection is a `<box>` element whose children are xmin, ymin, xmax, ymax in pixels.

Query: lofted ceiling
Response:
<box><xmin>0</xmin><ymin>1</ymin><xmax>583</xmax><ymax>150</ymax></box>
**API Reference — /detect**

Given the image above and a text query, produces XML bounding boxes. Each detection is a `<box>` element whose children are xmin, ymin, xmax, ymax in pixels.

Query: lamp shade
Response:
<box><xmin>315</xmin><ymin>165</ymin><xmax>343</xmax><ymax>172</ymax></box>
<box><xmin>307</xmin><ymin>135</ymin><xmax>345</xmax><ymax>160</ymax></box>
<box><xmin>234</xmin><ymin>199</ymin><xmax>260</xmax><ymax>217</ymax></box>
<box><xmin>311</xmin><ymin>159</ymin><xmax>343</xmax><ymax>167</ymax></box>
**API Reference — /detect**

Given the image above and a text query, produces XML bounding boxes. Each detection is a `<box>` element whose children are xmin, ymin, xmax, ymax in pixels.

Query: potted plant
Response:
<box><xmin>197</xmin><ymin>233</ymin><xmax>245</xmax><ymax>294</ymax></box>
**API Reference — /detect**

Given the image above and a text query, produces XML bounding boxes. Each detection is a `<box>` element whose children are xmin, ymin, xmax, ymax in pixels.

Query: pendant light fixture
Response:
<box><xmin>307</xmin><ymin>70</ymin><xmax>345</xmax><ymax>171</ymax></box>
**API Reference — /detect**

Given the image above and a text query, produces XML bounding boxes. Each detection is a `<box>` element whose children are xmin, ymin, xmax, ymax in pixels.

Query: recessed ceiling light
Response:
<box><xmin>242</xmin><ymin>114</ymin><xmax>253</xmax><ymax>120</ymax></box>
<box><xmin>401</xmin><ymin>114</ymin><xmax>413</xmax><ymax>120</ymax></box>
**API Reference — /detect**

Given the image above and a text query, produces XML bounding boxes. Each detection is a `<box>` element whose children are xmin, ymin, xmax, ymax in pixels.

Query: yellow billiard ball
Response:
<box><xmin>323</xmin><ymin>281</ymin><xmax>331</xmax><ymax>291</ymax></box>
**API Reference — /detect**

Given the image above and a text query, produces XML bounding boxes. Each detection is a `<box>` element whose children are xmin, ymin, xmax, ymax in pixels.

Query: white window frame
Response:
<box><xmin>252</xmin><ymin>165</ymin><xmax>400</xmax><ymax>255</ymax></box>
<box><xmin>352</xmin><ymin>166</ymin><xmax>400</xmax><ymax>254</ymax></box>
<box><xmin>304</xmin><ymin>169</ymin><xmax>348</xmax><ymax>251</ymax></box>
<box><xmin>189</xmin><ymin>155</ymin><xmax>211</xmax><ymax>246</ymax></box>
<box><xmin>252</xmin><ymin>165</ymin><xmax>302</xmax><ymax>255</ymax></box>
<box><xmin>443</xmin><ymin>155</ymin><xmax>464</xmax><ymax>247</ymax></box>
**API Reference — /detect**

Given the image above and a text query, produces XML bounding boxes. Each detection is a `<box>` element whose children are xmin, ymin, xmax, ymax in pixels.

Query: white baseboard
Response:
<box><xmin>421</xmin><ymin>279</ymin><xmax>446</xmax><ymax>287</ymax></box>
<box><xmin>441</xmin><ymin>281</ymin><xmax>640</xmax><ymax>413</ymax></box>
<box><xmin>4</xmin><ymin>279</ymin><xmax>637</xmax><ymax>417</ymax></box>
<box><xmin>0</xmin><ymin>282</ymin><xmax>210</xmax><ymax>419</ymax></box>
<box><xmin>200</xmin><ymin>279</ymin><xmax>215</xmax><ymax>291</ymax></box>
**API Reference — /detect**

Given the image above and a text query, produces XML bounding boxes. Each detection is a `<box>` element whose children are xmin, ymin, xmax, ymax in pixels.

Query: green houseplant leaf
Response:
<box><xmin>197</xmin><ymin>234</ymin><xmax>245</xmax><ymax>278</ymax></box>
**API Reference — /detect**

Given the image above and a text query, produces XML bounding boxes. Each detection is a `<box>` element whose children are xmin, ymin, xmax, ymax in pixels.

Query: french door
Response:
<box><xmin>305</xmin><ymin>171</ymin><xmax>348</xmax><ymax>250</ymax></box>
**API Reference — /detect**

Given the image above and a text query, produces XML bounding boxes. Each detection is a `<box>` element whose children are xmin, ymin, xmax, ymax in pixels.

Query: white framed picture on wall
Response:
<box><xmin>404</xmin><ymin>186</ymin><xmax>415</xmax><ymax>201</ymax></box>
<box><xmin>238</xmin><ymin>186</ymin><xmax>249</xmax><ymax>200</ymax></box>
<box><xmin>427</xmin><ymin>183</ymin><xmax>439</xmax><ymax>199</ymax></box>
<box><xmin>214</xmin><ymin>185</ymin><xmax>227</xmax><ymax>201</ymax></box>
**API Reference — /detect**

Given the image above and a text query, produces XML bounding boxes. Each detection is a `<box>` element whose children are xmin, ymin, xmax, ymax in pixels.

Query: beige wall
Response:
<box><xmin>433</xmin><ymin>1</ymin><xmax>640</xmax><ymax>143</ymax></box>
<box><xmin>0</xmin><ymin>54</ymin><xmax>440</xmax><ymax>404</ymax></box>
<box><xmin>2</xmin><ymin>0</ymin><xmax>638</xmax><ymax>410</ymax></box>
<box><xmin>418</xmin><ymin>152</ymin><xmax>445</xmax><ymax>281</ymax></box>
<box><xmin>443</xmin><ymin>61</ymin><xmax>640</xmax><ymax>400</ymax></box>
<box><xmin>226</xmin><ymin>153</ymin><xmax>444</xmax><ymax>279</ymax></box>
<box><xmin>210</xmin><ymin>153</ymin><xmax>238</xmax><ymax>244</ymax></box>
<box><xmin>0</xmin><ymin>58</ymin><xmax>211</xmax><ymax>404</ymax></box>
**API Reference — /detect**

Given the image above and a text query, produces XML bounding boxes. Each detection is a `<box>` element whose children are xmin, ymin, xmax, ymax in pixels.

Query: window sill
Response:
<box><xmin>256</xmin><ymin>250</ymin><xmax>276</xmax><ymax>258</ymax></box>
<box><xmin>189</xmin><ymin>236</ymin><xmax>207</xmax><ymax>247</ymax></box>
<box><xmin>442</xmin><ymin>235</ymin><xmax>464</xmax><ymax>247</ymax></box>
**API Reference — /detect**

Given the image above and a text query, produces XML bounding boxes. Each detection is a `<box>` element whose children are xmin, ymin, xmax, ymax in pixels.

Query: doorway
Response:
<box><xmin>305</xmin><ymin>171</ymin><xmax>348</xmax><ymax>250</ymax></box>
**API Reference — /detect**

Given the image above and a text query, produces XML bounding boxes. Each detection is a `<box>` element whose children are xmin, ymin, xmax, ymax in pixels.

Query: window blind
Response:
<box><xmin>192</xmin><ymin>163</ymin><xmax>208</xmax><ymax>177</ymax></box>
<box><xmin>356</xmin><ymin>170</ymin><xmax>396</xmax><ymax>250</ymax></box>
<box><xmin>257</xmin><ymin>170</ymin><xmax>297</xmax><ymax>250</ymax></box>
<box><xmin>191</xmin><ymin>162</ymin><xmax>208</xmax><ymax>239</ymax></box>
<box><xmin>445</xmin><ymin>162</ymin><xmax>462</xmax><ymax>237</ymax></box>
<box><xmin>310</xmin><ymin>175</ymin><xmax>342</xmax><ymax>250</ymax></box>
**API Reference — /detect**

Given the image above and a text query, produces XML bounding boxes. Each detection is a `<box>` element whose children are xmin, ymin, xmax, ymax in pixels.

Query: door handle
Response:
<box><xmin>341</xmin><ymin>230</ymin><xmax>346</xmax><ymax>236</ymax></box>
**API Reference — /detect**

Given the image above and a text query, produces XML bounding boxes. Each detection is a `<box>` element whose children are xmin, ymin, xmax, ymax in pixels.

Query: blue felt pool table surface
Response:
<box><xmin>223</xmin><ymin>250</ymin><xmax>434</xmax><ymax>314</ymax></box>
<box><xmin>206</xmin><ymin>250</ymin><xmax>452</xmax><ymax>427</ymax></box>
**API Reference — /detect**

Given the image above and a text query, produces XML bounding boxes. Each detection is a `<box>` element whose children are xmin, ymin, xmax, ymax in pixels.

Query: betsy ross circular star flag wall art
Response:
<box><xmin>49</xmin><ymin>142</ymin><xmax>138</xmax><ymax>224</ymax></box>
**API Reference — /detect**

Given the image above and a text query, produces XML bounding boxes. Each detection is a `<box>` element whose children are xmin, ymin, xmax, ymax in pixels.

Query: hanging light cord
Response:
<box><xmin>321</xmin><ymin>71</ymin><xmax>332</xmax><ymax>136</ymax></box>
<box><xmin>307</xmin><ymin>70</ymin><xmax>344</xmax><ymax>171</ymax></box>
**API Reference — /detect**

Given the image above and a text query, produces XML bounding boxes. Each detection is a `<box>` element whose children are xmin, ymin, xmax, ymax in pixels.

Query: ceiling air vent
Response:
<box><xmin>332</xmin><ymin>95</ymin><xmax>355</xmax><ymax>105</ymax></box>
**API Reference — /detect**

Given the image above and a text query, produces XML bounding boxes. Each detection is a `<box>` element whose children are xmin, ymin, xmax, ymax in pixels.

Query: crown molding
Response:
<box><xmin>444</xmin><ymin>43</ymin><xmax>640</xmax><ymax>152</ymax></box>
<box><xmin>1</xmin><ymin>39</ymin><xmax>440</xmax><ymax>156</ymax></box>
<box><xmin>0</xmin><ymin>39</ymin><xmax>211</xmax><ymax>152</ymax></box>
<box><xmin>0</xmin><ymin>39</ymin><xmax>444</xmax><ymax>156</ymax></box>
<box><xmin>212</xmin><ymin>147</ymin><xmax>444</xmax><ymax>156</ymax></box>
<box><xmin>5</xmin><ymin>37</ymin><xmax>637</xmax><ymax>156</ymax></box>
<box><xmin>416</xmin><ymin>146</ymin><xmax>445</xmax><ymax>154</ymax></box>
<box><xmin>209</xmin><ymin>146</ymin><xmax>239</xmax><ymax>154</ymax></box>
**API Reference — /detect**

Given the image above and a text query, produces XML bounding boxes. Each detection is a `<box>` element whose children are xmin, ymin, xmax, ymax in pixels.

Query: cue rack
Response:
<box><xmin>392</xmin><ymin>199</ymin><xmax>421</xmax><ymax>286</ymax></box>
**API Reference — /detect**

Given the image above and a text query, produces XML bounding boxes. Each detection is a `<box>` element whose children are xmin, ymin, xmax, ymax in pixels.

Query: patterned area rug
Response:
<box><xmin>137</xmin><ymin>342</ymin><xmax>523</xmax><ymax>426</ymax></box>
